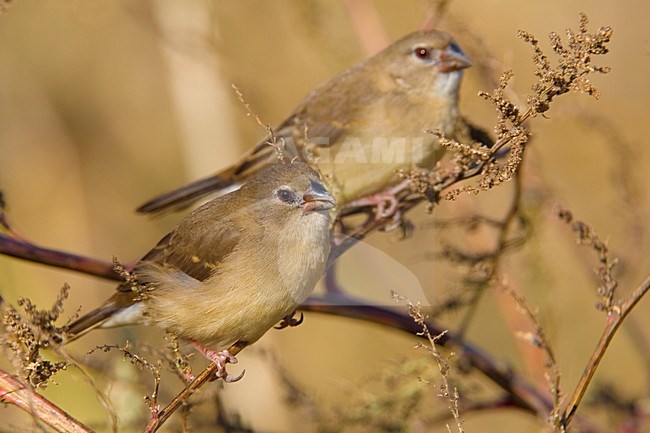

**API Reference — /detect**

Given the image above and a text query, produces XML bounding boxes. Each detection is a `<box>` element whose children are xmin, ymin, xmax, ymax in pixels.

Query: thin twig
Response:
<box><xmin>392</xmin><ymin>292</ymin><xmax>464</xmax><ymax>432</ymax></box>
<box><xmin>456</xmin><ymin>165</ymin><xmax>525</xmax><ymax>336</ymax></box>
<box><xmin>498</xmin><ymin>277</ymin><xmax>562</xmax><ymax>423</ymax></box>
<box><xmin>143</xmin><ymin>344</ymin><xmax>244</xmax><ymax>432</ymax></box>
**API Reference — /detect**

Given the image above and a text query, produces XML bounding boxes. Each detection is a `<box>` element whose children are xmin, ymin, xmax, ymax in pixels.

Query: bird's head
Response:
<box><xmin>242</xmin><ymin>162</ymin><xmax>336</xmax><ymax>219</ymax></box>
<box><xmin>375</xmin><ymin>29</ymin><xmax>472</xmax><ymax>98</ymax></box>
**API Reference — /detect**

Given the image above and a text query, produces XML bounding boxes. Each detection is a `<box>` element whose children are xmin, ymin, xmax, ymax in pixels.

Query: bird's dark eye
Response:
<box><xmin>277</xmin><ymin>188</ymin><xmax>295</xmax><ymax>204</ymax></box>
<box><xmin>413</xmin><ymin>46</ymin><xmax>432</xmax><ymax>61</ymax></box>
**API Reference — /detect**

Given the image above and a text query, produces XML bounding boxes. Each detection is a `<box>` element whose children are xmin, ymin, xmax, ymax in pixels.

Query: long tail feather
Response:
<box><xmin>65</xmin><ymin>290</ymin><xmax>141</xmax><ymax>342</ymax></box>
<box><xmin>136</xmin><ymin>166</ymin><xmax>238</xmax><ymax>215</ymax></box>
<box><xmin>65</xmin><ymin>302</ymin><xmax>123</xmax><ymax>342</ymax></box>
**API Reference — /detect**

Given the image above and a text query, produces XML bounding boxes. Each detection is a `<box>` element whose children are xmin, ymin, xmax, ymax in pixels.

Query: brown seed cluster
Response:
<box><xmin>1</xmin><ymin>286</ymin><xmax>69</xmax><ymax>388</ymax></box>
<box><xmin>521</xmin><ymin>13</ymin><xmax>612</xmax><ymax>116</ymax></box>
<box><xmin>557</xmin><ymin>208</ymin><xmax>619</xmax><ymax>313</ymax></box>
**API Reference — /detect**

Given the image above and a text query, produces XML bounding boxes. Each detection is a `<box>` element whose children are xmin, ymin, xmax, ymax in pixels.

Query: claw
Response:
<box><xmin>192</xmin><ymin>342</ymin><xmax>245</xmax><ymax>383</ymax></box>
<box><xmin>382</xmin><ymin>211</ymin><xmax>403</xmax><ymax>232</ymax></box>
<box><xmin>224</xmin><ymin>369</ymin><xmax>246</xmax><ymax>383</ymax></box>
<box><xmin>212</xmin><ymin>349</ymin><xmax>245</xmax><ymax>383</ymax></box>
<box><xmin>275</xmin><ymin>311</ymin><xmax>304</xmax><ymax>329</ymax></box>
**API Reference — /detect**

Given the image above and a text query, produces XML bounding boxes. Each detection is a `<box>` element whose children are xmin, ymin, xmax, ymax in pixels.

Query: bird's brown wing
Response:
<box><xmin>131</xmin><ymin>208</ymin><xmax>242</xmax><ymax>285</ymax></box>
<box><xmin>136</xmin><ymin>87</ymin><xmax>348</xmax><ymax>216</ymax></box>
<box><xmin>66</xmin><ymin>203</ymin><xmax>243</xmax><ymax>338</ymax></box>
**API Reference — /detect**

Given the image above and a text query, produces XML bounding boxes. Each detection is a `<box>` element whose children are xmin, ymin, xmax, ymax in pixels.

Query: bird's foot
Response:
<box><xmin>275</xmin><ymin>310</ymin><xmax>304</xmax><ymax>329</ymax></box>
<box><xmin>192</xmin><ymin>342</ymin><xmax>245</xmax><ymax>383</ymax></box>
<box><xmin>344</xmin><ymin>179</ymin><xmax>411</xmax><ymax>231</ymax></box>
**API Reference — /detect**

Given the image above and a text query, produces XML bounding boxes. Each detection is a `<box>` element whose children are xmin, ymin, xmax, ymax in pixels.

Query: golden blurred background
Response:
<box><xmin>0</xmin><ymin>1</ymin><xmax>648</xmax><ymax>432</ymax></box>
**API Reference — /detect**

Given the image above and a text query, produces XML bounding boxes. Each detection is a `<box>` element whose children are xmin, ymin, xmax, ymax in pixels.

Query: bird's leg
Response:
<box><xmin>191</xmin><ymin>341</ymin><xmax>245</xmax><ymax>383</ymax></box>
<box><xmin>343</xmin><ymin>179</ymin><xmax>411</xmax><ymax>224</ymax></box>
<box><xmin>274</xmin><ymin>310</ymin><xmax>304</xmax><ymax>329</ymax></box>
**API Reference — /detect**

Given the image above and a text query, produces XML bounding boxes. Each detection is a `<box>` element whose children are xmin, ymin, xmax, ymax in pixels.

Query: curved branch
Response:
<box><xmin>0</xmin><ymin>234</ymin><xmax>119</xmax><ymax>281</ymax></box>
<box><xmin>0</xmin><ymin>369</ymin><xmax>93</xmax><ymax>433</ymax></box>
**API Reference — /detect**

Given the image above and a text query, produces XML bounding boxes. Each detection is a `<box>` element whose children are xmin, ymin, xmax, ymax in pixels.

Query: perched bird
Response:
<box><xmin>66</xmin><ymin>162</ymin><xmax>335</xmax><ymax>382</ymax></box>
<box><xmin>136</xmin><ymin>29</ymin><xmax>472</xmax><ymax>218</ymax></box>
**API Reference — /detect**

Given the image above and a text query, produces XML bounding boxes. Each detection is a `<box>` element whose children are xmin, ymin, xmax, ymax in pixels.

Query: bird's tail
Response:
<box><xmin>64</xmin><ymin>300</ymin><xmax>126</xmax><ymax>343</ymax></box>
<box><xmin>136</xmin><ymin>165</ymin><xmax>239</xmax><ymax>216</ymax></box>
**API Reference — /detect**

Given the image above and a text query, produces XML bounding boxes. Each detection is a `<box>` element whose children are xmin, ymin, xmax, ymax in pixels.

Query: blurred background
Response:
<box><xmin>0</xmin><ymin>0</ymin><xmax>648</xmax><ymax>431</ymax></box>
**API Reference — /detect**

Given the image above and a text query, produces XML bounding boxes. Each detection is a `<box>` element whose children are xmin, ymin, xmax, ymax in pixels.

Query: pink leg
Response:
<box><xmin>343</xmin><ymin>180</ymin><xmax>411</xmax><ymax>231</ymax></box>
<box><xmin>191</xmin><ymin>341</ymin><xmax>245</xmax><ymax>383</ymax></box>
<box><xmin>343</xmin><ymin>179</ymin><xmax>411</xmax><ymax>219</ymax></box>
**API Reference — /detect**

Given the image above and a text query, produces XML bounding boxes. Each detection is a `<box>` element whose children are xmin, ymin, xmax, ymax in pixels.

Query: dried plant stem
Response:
<box><xmin>561</xmin><ymin>273</ymin><xmax>650</xmax><ymax>429</ymax></box>
<box><xmin>457</xmin><ymin>167</ymin><xmax>525</xmax><ymax>336</ymax></box>
<box><xmin>499</xmin><ymin>278</ymin><xmax>562</xmax><ymax>420</ymax></box>
<box><xmin>0</xmin><ymin>369</ymin><xmax>93</xmax><ymax>433</ymax></box>
<box><xmin>392</xmin><ymin>292</ymin><xmax>464</xmax><ymax>432</ymax></box>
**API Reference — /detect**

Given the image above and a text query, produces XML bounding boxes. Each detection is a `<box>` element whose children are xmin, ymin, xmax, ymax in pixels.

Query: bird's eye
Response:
<box><xmin>277</xmin><ymin>188</ymin><xmax>295</xmax><ymax>203</ymax></box>
<box><xmin>413</xmin><ymin>46</ymin><xmax>432</xmax><ymax>61</ymax></box>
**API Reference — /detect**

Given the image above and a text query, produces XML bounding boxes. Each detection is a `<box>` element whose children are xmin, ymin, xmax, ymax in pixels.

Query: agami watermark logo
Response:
<box><xmin>277</xmin><ymin>135</ymin><xmax>443</xmax><ymax>165</ymax></box>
